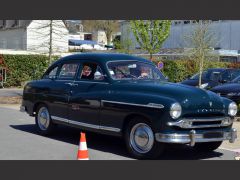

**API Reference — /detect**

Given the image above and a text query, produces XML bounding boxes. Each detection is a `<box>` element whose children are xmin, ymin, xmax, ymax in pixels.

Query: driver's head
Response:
<box><xmin>82</xmin><ymin>66</ymin><xmax>92</xmax><ymax>77</ymax></box>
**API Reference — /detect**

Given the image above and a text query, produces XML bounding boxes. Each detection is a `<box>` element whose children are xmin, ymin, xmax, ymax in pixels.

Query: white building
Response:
<box><xmin>0</xmin><ymin>20</ymin><xmax>69</xmax><ymax>53</ymax></box>
<box><xmin>121</xmin><ymin>20</ymin><xmax>240</xmax><ymax>51</ymax></box>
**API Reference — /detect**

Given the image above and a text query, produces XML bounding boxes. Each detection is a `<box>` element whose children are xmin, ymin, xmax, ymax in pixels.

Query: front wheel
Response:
<box><xmin>35</xmin><ymin>104</ymin><xmax>56</xmax><ymax>135</ymax></box>
<box><xmin>194</xmin><ymin>141</ymin><xmax>223</xmax><ymax>152</ymax></box>
<box><xmin>124</xmin><ymin>117</ymin><xmax>165</xmax><ymax>159</ymax></box>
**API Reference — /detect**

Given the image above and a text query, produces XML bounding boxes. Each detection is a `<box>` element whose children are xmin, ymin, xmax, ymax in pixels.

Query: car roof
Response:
<box><xmin>207</xmin><ymin>68</ymin><xmax>239</xmax><ymax>71</ymax></box>
<box><xmin>54</xmin><ymin>53</ymin><xmax>152</xmax><ymax>65</ymax></box>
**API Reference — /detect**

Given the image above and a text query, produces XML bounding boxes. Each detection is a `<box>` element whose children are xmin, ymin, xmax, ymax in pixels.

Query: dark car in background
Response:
<box><xmin>211</xmin><ymin>76</ymin><xmax>240</xmax><ymax>104</ymax></box>
<box><xmin>181</xmin><ymin>68</ymin><xmax>240</xmax><ymax>90</ymax></box>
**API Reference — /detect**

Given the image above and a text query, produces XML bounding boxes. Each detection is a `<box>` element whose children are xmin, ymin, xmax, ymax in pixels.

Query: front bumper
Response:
<box><xmin>155</xmin><ymin>128</ymin><xmax>237</xmax><ymax>146</ymax></box>
<box><xmin>20</xmin><ymin>105</ymin><xmax>26</xmax><ymax>112</ymax></box>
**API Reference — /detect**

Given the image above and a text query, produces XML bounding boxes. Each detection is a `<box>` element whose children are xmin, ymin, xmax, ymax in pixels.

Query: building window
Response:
<box><xmin>183</xmin><ymin>20</ymin><xmax>190</xmax><ymax>24</ymax></box>
<box><xmin>14</xmin><ymin>20</ymin><xmax>19</xmax><ymax>27</ymax></box>
<box><xmin>192</xmin><ymin>20</ymin><xmax>200</xmax><ymax>24</ymax></box>
<box><xmin>174</xmin><ymin>21</ymin><xmax>182</xmax><ymax>25</ymax></box>
<box><xmin>84</xmin><ymin>34</ymin><xmax>92</xmax><ymax>40</ymax></box>
<box><xmin>2</xmin><ymin>20</ymin><xmax>6</xmax><ymax>27</ymax></box>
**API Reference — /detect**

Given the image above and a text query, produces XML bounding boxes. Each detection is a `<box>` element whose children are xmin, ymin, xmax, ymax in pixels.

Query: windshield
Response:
<box><xmin>190</xmin><ymin>69</ymin><xmax>223</xmax><ymax>81</ymax></box>
<box><xmin>232</xmin><ymin>75</ymin><xmax>240</xmax><ymax>83</ymax></box>
<box><xmin>190</xmin><ymin>71</ymin><xmax>208</xmax><ymax>80</ymax></box>
<box><xmin>107</xmin><ymin>61</ymin><xmax>166</xmax><ymax>81</ymax></box>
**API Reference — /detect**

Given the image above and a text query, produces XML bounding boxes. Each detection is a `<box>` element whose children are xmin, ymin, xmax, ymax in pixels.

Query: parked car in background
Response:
<box><xmin>181</xmin><ymin>68</ymin><xmax>240</xmax><ymax>90</ymax></box>
<box><xmin>21</xmin><ymin>53</ymin><xmax>237</xmax><ymax>159</ymax></box>
<box><xmin>211</xmin><ymin>75</ymin><xmax>240</xmax><ymax>104</ymax></box>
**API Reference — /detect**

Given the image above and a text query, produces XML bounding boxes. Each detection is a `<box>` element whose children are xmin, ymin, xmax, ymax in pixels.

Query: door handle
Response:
<box><xmin>64</xmin><ymin>82</ymin><xmax>78</xmax><ymax>86</ymax></box>
<box><xmin>65</xmin><ymin>82</ymin><xmax>73</xmax><ymax>86</ymax></box>
<box><xmin>71</xmin><ymin>83</ymin><xmax>78</xmax><ymax>86</ymax></box>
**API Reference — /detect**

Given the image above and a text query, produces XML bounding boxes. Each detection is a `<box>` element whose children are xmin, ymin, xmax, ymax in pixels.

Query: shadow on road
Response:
<box><xmin>10</xmin><ymin>124</ymin><xmax>224</xmax><ymax>160</ymax></box>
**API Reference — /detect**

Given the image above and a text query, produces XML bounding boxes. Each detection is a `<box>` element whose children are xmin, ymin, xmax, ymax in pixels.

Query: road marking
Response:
<box><xmin>219</xmin><ymin>147</ymin><xmax>240</xmax><ymax>153</ymax></box>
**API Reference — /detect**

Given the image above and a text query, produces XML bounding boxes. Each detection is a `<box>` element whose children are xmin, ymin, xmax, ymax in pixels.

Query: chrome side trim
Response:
<box><xmin>51</xmin><ymin>116</ymin><xmax>120</xmax><ymax>132</ymax></box>
<box><xmin>99</xmin><ymin>125</ymin><xmax>121</xmax><ymax>132</ymax></box>
<box><xmin>101</xmin><ymin>100</ymin><xmax>164</xmax><ymax>109</ymax></box>
<box><xmin>51</xmin><ymin>116</ymin><xmax>68</xmax><ymax>123</ymax></box>
<box><xmin>155</xmin><ymin>128</ymin><xmax>237</xmax><ymax>146</ymax></box>
<box><xmin>74</xmin><ymin>80</ymin><xmax>109</xmax><ymax>84</ymax></box>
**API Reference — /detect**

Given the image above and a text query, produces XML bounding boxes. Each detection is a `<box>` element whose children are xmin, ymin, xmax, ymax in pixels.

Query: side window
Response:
<box><xmin>48</xmin><ymin>66</ymin><xmax>58</xmax><ymax>79</ymax></box>
<box><xmin>59</xmin><ymin>63</ymin><xmax>79</xmax><ymax>79</ymax></box>
<box><xmin>79</xmin><ymin>62</ymin><xmax>105</xmax><ymax>81</ymax></box>
<box><xmin>43</xmin><ymin>66</ymin><xmax>58</xmax><ymax>79</ymax></box>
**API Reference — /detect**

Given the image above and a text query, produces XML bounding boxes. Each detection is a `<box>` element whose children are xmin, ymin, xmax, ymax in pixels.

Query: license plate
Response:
<box><xmin>203</xmin><ymin>132</ymin><xmax>223</xmax><ymax>139</ymax></box>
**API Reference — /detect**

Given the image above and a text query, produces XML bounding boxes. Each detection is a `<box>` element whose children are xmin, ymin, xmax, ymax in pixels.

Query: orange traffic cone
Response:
<box><xmin>77</xmin><ymin>132</ymin><xmax>89</xmax><ymax>160</ymax></box>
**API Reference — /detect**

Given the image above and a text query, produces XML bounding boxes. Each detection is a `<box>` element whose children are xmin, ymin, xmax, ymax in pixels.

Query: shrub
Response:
<box><xmin>151</xmin><ymin>58</ymin><xmax>231</xmax><ymax>82</ymax></box>
<box><xmin>2</xmin><ymin>54</ymin><xmax>59</xmax><ymax>87</ymax></box>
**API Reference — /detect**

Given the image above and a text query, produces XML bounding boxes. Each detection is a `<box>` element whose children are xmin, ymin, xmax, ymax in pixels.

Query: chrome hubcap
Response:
<box><xmin>37</xmin><ymin>107</ymin><xmax>50</xmax><ymax>131</ymax></box>
<box><xmin>130</xmin><ymin>123</ymin><xmax>154</xmax><ymax>154</ymax></box>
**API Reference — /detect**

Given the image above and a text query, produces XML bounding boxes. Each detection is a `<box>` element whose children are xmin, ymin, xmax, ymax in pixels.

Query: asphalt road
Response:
<box><xmin>0</xmin><ymin>107</ymin><xmax>238</xmax><ymax>160</ymax></box>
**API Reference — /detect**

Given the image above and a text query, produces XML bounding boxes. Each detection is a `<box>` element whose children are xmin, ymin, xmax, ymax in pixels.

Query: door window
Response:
<box><xmin>59</xmin><ymin>63</ymin><xmax>79</xmax><ymax>80</ymax></box>
<box><xmin>79</xmin><ymin>62</ymin><xmax>105</xmax><ymax>81</ymax></box>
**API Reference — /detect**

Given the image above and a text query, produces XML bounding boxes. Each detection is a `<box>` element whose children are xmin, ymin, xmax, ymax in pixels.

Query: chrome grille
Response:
<box><xmin>167</xmin><ymin>117</ymin><xmax>233</xmax><ymax>129</ymax></box>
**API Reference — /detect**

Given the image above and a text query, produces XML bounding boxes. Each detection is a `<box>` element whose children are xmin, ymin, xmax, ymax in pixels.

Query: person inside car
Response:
<box><xmin>81</xmin><ymin>65</ymin><xmax>92</xmax><ymax>79</ymax></box>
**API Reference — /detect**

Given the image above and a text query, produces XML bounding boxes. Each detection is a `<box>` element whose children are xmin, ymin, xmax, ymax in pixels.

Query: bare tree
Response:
<box><xmin>82</xmin><ymin>20</ymin><xmax>119</xmax><ymax>45</ymax></box>
<box><xmin>27</xmin><ymin>20</ymin><xmax>69</xmax><ymax>63</ymax></box>
<box><xmin>184</xmin><ymin>20</ymin><xmax>219</xmax><ymax>87</ymax></box>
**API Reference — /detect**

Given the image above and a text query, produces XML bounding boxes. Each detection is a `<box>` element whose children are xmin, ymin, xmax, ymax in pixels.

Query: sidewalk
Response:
<box><xmin>0</xmin><ymin>88</ymin><xmax>23</xmax><ymax>104</ymax></box>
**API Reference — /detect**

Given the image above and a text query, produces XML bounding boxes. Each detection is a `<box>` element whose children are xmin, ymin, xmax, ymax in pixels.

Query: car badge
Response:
<box><xmin>209</xmin><ymin>101</ymin><xmax>213</xmax><ymax>107</ymax></box>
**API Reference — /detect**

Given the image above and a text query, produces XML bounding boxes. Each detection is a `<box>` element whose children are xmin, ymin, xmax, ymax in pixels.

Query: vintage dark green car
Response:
<box><xmin>21</xmin><ymin>53</ymin><xmax>238</xmax><ymax>159</ymax></box>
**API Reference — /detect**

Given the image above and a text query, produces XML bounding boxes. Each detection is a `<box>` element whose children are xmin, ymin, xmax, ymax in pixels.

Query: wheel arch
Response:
<box><xmin>33</xmin><ymin>101</ymin><xmax>48</xmax><ymax>116</ymax></box>
<box><xmin>121</xmin><ymin>113</ymin><xmax>152</xmax><ymax>134</ymax></box>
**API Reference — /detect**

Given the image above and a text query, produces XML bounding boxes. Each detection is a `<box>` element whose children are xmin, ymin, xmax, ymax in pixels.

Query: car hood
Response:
<box><xmin>181</xmin><ymin>79</ymin><xmax>209</xmax><ymax>86</ymax></box>
<box><xmin>113</xmin><ymin>80</ymin><xmax>225</xmax><ymax>110</ymax></box>
<box><xmin>211</xmin><ymin>83</ymin><xmax>240</xmax><ymax>93</ymax></box>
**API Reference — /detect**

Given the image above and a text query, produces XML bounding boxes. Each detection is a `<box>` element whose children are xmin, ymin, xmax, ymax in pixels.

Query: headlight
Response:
<box><xmin>170</xmin><ymin>103</ymin><xmax>182</xmax><ymax>119</ymax></box>
<box><xmin>199</xmin><ymin>83</ymin><xmax>209</xmax><ymax>89</ymax></box>
<box><xmin>228</xmin><ymin>102</ymin><xmax>238</xmax><ymax>116</ymax></box>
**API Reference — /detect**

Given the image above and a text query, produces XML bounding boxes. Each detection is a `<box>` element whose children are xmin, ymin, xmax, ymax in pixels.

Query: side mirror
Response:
<box><xmin>187</xmin><ymin>75</ymin><xmax>191</xmax><ymax>79</ymax></box>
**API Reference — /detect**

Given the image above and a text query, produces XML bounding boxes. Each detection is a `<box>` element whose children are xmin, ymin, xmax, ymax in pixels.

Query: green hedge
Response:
<box><xmin>1</xmin><ymin>54</ymin><xmax>240</xmax><ymax>87</ymax></box>
<box><xmin>2</xmin><ymin>54</ymin><xmax>59</xmax><ymax>87</ymax></box>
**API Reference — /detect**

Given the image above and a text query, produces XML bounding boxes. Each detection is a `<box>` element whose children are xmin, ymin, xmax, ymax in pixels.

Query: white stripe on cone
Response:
<box><xmin>77</xmin><ymin>158</ymin><xmax>89</xmax><ymax>160</ymax></box>
<box><xmin>79</xmin><ymin>142</ymin><xmax>88</xmax><ymax>151</ymax></box>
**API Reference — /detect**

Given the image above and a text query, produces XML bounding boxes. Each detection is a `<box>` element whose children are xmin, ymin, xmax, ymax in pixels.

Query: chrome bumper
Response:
<box><xmin>20</xmin><ymin>105</ymin><xmax>26</xmax><ymax>112</ymax></box>
<box><xmin>155</xmin><ymin>128</ymin><xmax>237</xmax><ymax>146</ymax></box>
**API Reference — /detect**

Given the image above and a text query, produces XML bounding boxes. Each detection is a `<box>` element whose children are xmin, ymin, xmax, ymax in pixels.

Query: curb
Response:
<box><xmin>0</xmin><ymin>96</ymin><xmax>22</xmax><ymax>104</ymax></box>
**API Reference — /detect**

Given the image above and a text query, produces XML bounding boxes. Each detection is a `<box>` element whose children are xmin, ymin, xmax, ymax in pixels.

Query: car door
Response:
<box><xmin>68</xmin><ymin>61</ymin><xmax>109</xmax><ymax>131</ymax></box>
<box><xmin>48</xmin><ymin>62</ymin><xmax>80</xmax><ymax>120</ymax></box>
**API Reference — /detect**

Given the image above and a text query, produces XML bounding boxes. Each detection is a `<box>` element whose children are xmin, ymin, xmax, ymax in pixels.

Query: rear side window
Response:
<box><xmin>48</xmin><ymin>66</ymin><xmax>58</xmax><ymax>78</ymax></box>
<box><xmin>58</xmin><ymin>63</ymin><xmax>79</xmax><ymax>79</ymax></box>
<box><xmin>43</xmin><ymin>66</ymin><xmax>59</xmax><ymax>79</ymax></box>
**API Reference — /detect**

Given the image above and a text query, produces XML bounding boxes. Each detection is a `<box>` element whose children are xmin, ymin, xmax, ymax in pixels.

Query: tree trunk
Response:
<box><xmin>199</xmin><ymin>54</ymin><xmax>204</xmax><ymax>87</ymax></box>
<box><xmin>149</xmin><ymin>53</ymin><xmax>153</xmax><ymax>61</ymax></box>
<box><xmin>106</xmin><ymin>31</ymin><xmax>112</xmax><ymax>50</ymax></box>
<box><xmin>49</xmin><ymin>20</ymin><xmax>53</xmax><ymax>64</ymax></box>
